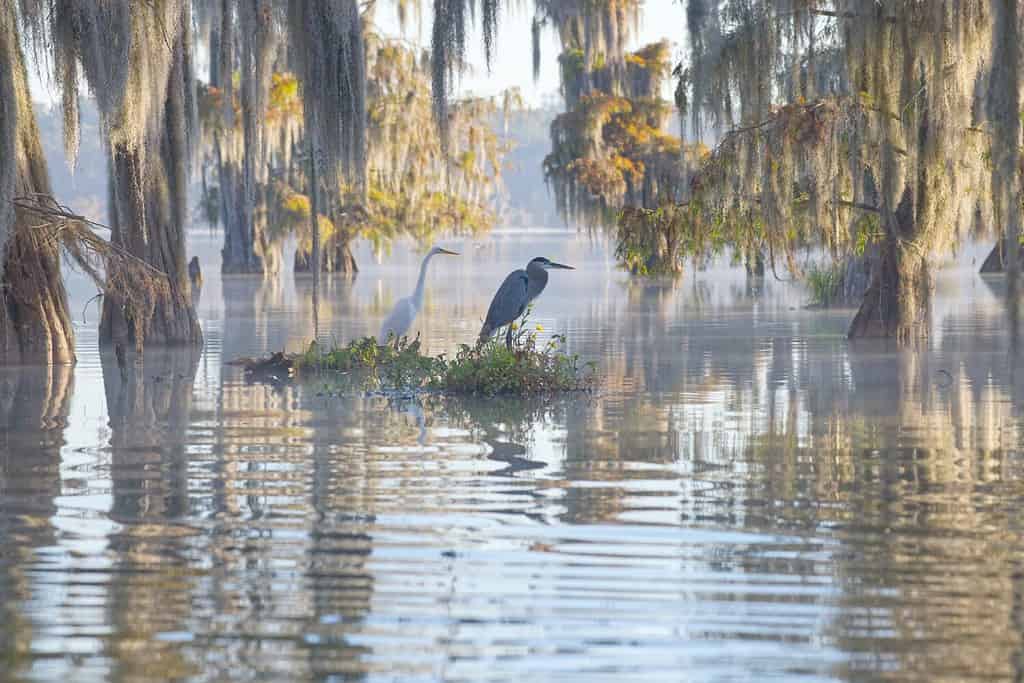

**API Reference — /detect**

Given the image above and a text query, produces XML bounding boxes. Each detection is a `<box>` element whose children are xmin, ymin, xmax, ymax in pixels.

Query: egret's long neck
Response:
<box><xmin>412</xmin><ymin>252</ymin><xmax>436</xmax><ymax>308</ymax></box>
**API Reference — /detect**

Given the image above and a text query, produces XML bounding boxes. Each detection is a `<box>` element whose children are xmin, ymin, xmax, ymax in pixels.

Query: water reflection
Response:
<box><xmin>0</xmin><ymin>364</ymin><xmax>72</xmax><ymax>678</ymax></box>
<box><xmin>5</xmin><ymin>237</ymin><xmax>1024</xmax><ymax>681</ymax></box>
<box><xmin>100</xmin><ymin>352</ymin><xmax>199</xmax><ymax>680</ymax></box>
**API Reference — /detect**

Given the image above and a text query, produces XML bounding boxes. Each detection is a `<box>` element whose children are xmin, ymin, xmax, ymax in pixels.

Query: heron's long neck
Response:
<box><xmin>412</xmin><ymin>252</ymin><xmax>436</xmax><ymax>308</ymax></box>
<box><xmin>526</xmin><ymin>261</ymin><xmax>548</xmax><ymax>302</ymax></box>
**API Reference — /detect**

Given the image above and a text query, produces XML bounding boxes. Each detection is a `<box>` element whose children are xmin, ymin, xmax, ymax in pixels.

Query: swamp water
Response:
<box><xmin>3</xmin><ymin>231</ymin><xmax>1024</xmax><ymax>682</ymax></box>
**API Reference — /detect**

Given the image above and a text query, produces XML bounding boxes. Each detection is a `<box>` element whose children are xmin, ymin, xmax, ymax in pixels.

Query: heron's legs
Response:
<box><xmin>505</xmin><ymin>325</ymin><xmax>513</xmax><ymax>349</ymax></box>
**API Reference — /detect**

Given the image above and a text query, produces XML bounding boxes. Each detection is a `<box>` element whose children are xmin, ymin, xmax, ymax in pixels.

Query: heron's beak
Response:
<box><xmin>438</xmin><ymin>248</ymin><xmax>460</xmax><ymax>255</ymax></box>
<box><xmin>547</xmin><ymin>261</ymin><xmax>574</xmax><ymax>270</ymax></box>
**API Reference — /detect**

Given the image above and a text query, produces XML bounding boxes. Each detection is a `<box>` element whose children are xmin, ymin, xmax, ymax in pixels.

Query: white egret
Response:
<box><xmin>378</xmin><ymin>246</ymin><xmax>459</xmax><ymax>343</ymax></box>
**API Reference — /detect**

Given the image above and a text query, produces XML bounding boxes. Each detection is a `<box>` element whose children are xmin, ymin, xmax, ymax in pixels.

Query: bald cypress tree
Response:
<box><xmin>202</xmin><ymin>0</ymin><xmax>283</xmax><ymax>275</ymax></box>
<box><xmin>287</xmin><ymin>0</ymin><xmax>367</xmax><ymax>276</ymax></box>
<box><xmin>34</xmin><ymin>0</ymin><xmax>202</xmax><ymax>348</ymax></box>
<box><xmin>0</xmin><ymin>2</ymin><xmax>74</xmax><ymax>364</ymax></box>
<box><xmin>674</xmin><ymin>1</ymin><xmax>1001</xmax><ymax>343</ymax></box>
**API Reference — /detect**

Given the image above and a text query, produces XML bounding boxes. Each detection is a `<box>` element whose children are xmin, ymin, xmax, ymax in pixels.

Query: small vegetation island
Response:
<box><xmin>236</xmin><ymin>326</ymin><xmax>596</xmax><ymax>397</ymax></box>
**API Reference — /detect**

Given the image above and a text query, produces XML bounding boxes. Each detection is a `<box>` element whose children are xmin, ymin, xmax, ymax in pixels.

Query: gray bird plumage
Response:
<box><xmin>478</xmin><ymin>257</ymin><xmax>574</xmax><ymax>347</ymax></box>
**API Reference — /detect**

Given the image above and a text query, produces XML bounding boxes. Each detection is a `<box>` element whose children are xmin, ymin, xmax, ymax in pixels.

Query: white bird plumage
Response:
<box><xmin>378</xmin><ymin>245</ymin><xmax>459</xmax><ymax>343</ymax></box>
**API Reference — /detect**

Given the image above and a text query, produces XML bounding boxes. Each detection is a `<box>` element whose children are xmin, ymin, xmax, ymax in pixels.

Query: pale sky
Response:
<box><xmin>28</xmin><ymin>1</ymin><xmax>685</xmax><ymax>107</ymax></box>
<box><xmin>378</xmin><ymin>1</ymin><xmax>685</xmax><ymax>106</ymax></box>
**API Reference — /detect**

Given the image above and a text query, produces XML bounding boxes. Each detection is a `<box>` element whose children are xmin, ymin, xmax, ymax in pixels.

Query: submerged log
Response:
<box><xmin>228</xmin><ymin>351</ymin><xmax>295</xmax><ymax>383</ymax></box>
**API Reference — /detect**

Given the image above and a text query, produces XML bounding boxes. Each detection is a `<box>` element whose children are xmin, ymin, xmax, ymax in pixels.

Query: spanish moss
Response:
<box><xmin>0</xmin><ymin>0</ymin><xmax>74</xmax><ymax>364</ymax></box>
<box><xmin>670</xmin><ymin>0</ymin><xmax>996</xmax><ymax>342</ymax></box>
<box><xmin>287</xmin><ymin>0</ymin><xmax>367</xmax><ymax>200</ymax></box>
<box><xmin>430</xmin><ymin>0</ymin><xmax>500</xmax><ymax>146</ymax></box>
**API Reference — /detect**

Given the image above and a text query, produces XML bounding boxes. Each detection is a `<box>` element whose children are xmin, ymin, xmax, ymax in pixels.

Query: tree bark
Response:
<box><xmin>217</xmin><ymin>142</ymin><xmax>264</xmax><ymax>274</ymax></box>
<box><xmin>100</xmin><ymin>142</ymin><xmax>202</xmax><ymax>348</ymax></box>
<box><xmin>99</xmin><ymin>22</ymin><xmax>202</xmax><ymax>350</ymax></box>
<box><xmin>0</xmin><ymin>4</ymin><xmax>75</xmax><ymax>365</ymax></box>
<box><xmin>841</xmin><ymin>249</ymin><xmax>873</xmax><ymax>303</ymax></box>
<box><xmin>847</xmin><ymin>236</ymin><xmax>931</xmax><ymax>343</ymax></box>
<box><xmin>979</xmin><ymin>238</ymin><xmax>1024</xmax><ymax>274</ymax></box>
<box><xmin>0</xmin><ymin>226</ymin><xmax>75</xmax><ymax>365</ymax></box>
<box><xmin>294</xmin><ymin>235</ymin><xmax>359</xmax><ymax>275</ymax></box>
<box><xmin>989</xmin><ymin>0</ymin><xmax>1022</xmax><ymax>351</ymax></box>
<box><xmin>848</xmin><ymin>16</ymin><xmax>932</xmax><ymax>345</ymax></box>
<box><xmin>329</xmin><ymin>238</ymin><xmax>359</xmax><ymax>275</ymax></box>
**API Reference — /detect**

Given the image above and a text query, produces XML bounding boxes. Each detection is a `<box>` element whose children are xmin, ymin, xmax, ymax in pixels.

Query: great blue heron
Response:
<box><xmin>378</xmin><ymin>246</ymin><xmax>459</xmax><ymax>343</ymax></box>
<box><xmin>478</xmin><ymin>257</ymin><xmax>574</xmax><ymax>348</ymax></box>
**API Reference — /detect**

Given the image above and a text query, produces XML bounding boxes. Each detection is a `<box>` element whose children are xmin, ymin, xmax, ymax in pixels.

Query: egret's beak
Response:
<box><xmin>547</xmin><ymin>261</ymin><xmax>574</xmax><ymax>270</ymax></box>
<box><xmin>438</xmin><ymin>248</ymin><xmax>460</xmax><ymax>256</ymax></box>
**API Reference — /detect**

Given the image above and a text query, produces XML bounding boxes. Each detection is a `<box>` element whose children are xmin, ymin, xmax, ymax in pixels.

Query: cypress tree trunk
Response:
<box><xmin>979</xmin><ymin>238</ymin><xmax>1024</xmax><ymax>274</ymax></box>
<box><xmin>101</xmin><ymin>140</ymin><xmax>201</xmax><ymax>348</ymax></box>
<box><xmin>847</xmin><ymin>17</ymin><xmax>933</xmax><ymax>344</ymax></box>
<box><xmin>989</xmin><ymin>0</ymin><xmax>1022</xmax><ymax>348</ymax></box>
<box><xmin>744</xmin><ymin>251</ymin><xmax>764</xmax><ymax>279</ymax></box>
<box><xmin>847</xmin><ymin>236</ymin><xmax>931</xmax><ymax>343</ymax></box>
<box><xmin>217</xmin><ymin>142</ymin><xmax>264</xmax><ymax>274</ymax></box>
<box><xmin>329</xmin><ymin>238</ymin><xmax>359</xmax><ymax>275</ymax></box>
<box><xmin>294</xmin><ymin>235</ymin><xmax>359</xmax><ymax>275</ymax></box>
<box><xmin>0</xmin><ymin>4</ymin><xmax>75</xmax><ymax>365</ymax></box>
<box><xmin>99</xmin><ymin>16</ymin><xmax>201</xmax><ymax>349</ymax></box>
<box><xmin>841</xmin><ymin>250</ymin><xmax>873</xmax><ymax>304</ymax></box>
<box><xmin>213</xmin><ymin>0</ymin><xmax>277</xmax><ymax>276</ymax></box>
<box><xmin>849</xmin><ymin>96</ymin><xmax>933</xmax><ymax>344</ymax></box>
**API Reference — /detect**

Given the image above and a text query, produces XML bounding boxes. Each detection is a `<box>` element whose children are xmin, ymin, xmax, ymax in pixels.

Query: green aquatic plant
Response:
<box><xmin>297</xmin><ymin>335</ymin><xmax>439</xmax><ymax>390</ymax></box>
<box><xmin>240</xmin><ymin>325</ymin><xmax>596</xmax><ymax>397</ymax></box>
<box><xmin>804</xmin><ymin>261</ymin><xmax>845</xmax><ymax>308</ymax></box>
<box><xmin>439</xmin><ymin>330</ymin><xmax>595</xmax><ymax>396</ymax></box>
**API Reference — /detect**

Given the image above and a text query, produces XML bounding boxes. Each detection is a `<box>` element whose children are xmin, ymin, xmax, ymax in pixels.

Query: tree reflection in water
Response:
<box><xmin>0</xmin><ymin>363</ymin><xmax>72</xmax><ymax>678</ymax></box>
<box><xmin>3</xmin><ymin>263</ymin><xmax>1024</xmax><ymax>680</ymax></box>
<box><xmin>101</xmin><ymin>351</ymin><xmax>199</xmax><ymax>680</ymax></box>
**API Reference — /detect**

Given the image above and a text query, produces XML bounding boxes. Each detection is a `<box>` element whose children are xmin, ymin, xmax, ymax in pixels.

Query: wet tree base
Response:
<box><xmin>626</xmin><ymin>259</ymin><xmax>683</xmax><ymax>278</ymax></box>
<box><xmin>221</xmin><ymin>260</ymin><xmax>265</xmax><ymax>275</ymax></box>
<box><xmin>979</xmin><ymin>239</ymin><xmax>1024</xmax><ymax>274</ymax></box>
<box><xmin>99</xmin><ymin>295</ymin><xmax>203</xmax><ymax>350</ymax></box>
<box><xmin>0</xmin><ymin>222</ymin><xmax>76</xmax><ymax>365</ymax></box>
<box><xmin>847</xmin><ymin>248</ymin><xmax>931</xmax><ymax>343</ymax></box>
<box><xmin>294</xmin><ymin>242</ymin><xmax>359</xmax><ymax>276</ymax></box>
